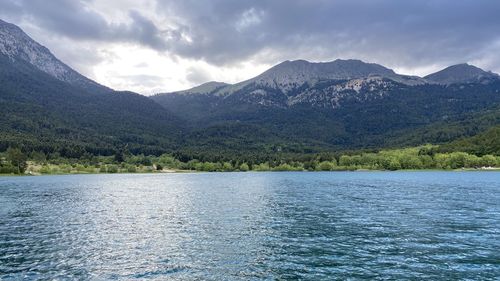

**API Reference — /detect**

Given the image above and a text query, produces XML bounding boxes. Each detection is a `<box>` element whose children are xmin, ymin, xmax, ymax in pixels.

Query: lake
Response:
<box><xmin>0</xmin><ymin>172</ymin><xmax>499</xmax><ymax>280</ymax></box>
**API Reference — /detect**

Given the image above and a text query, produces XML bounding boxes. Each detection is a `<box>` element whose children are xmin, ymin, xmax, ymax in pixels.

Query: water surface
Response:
<box><xmin>1</xmin><ymin>172</ymin><xmax>499</xmax><ymax>280</ymax></box>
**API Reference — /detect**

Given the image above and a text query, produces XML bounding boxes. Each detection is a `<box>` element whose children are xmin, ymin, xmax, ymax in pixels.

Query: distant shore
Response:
<box><xmin>2</xmin><ymin>146</ymin><xmax>499</xmax><ymax>176</ymax></box>
<box><xmin>1</xmin><ymin>167</ymin><xmax>498</xmax><ymax>177</ymax></box>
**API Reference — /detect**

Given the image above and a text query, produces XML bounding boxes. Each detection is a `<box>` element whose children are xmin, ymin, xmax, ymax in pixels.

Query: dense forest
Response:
<box><xmin>0</xmin><ymin>56</ymin><xmax>181</xmax><ymax>157</ymax></box>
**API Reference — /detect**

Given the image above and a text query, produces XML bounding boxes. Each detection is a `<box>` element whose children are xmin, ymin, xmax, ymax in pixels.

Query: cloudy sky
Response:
<box><xmin>1</xmin><ymin>0</ymin><xmax>499</xmax><ymax>95</ymax></box>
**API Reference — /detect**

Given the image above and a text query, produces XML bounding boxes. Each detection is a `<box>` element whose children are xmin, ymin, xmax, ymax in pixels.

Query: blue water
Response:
<box><xmin>0</xmin><ymin>172</ymin><xmax>499</xmax><ymax>280</ymax></box>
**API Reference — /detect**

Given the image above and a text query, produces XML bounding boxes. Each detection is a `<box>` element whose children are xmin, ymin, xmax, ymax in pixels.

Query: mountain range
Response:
<box><xmin>152</xmin><ymin>57</ymin><xmax>500</xmax><ymax>157</ymax></box>
<box><xmin>1</xmin><ymin>19</ymin><xmax>499</xmax><ymax>160</ymax></box>
<box><xmin>154</xmin><ymin>59</ymin><xmax>498</xmax><ymax>111</ymax></box>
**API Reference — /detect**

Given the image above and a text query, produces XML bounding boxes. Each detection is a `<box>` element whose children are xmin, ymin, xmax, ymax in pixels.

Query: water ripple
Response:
<box><xmin>0</xmin><ymin>172</ymin><xmax>499</xmax><ymax>280</ymax></box>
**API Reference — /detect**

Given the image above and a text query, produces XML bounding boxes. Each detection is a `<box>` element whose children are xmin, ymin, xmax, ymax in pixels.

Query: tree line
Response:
<box><xmin>1</xmin><ymin>145</ymin><xmax>499</xmax><ymax>175</ymax></box>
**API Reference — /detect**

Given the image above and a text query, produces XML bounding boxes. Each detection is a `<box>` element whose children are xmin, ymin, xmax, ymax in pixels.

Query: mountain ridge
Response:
<box><xmin>0</xmin><ymin>19</ymin><xmax>181</xmax><ymax>156</ymax></box>
<box><xmin>161</xmin><ymin>60</ymin><xmax>499</xmax><ymax>97</ymax></box>
<box><xmin>152</xmin><ymin>56</ymin><xmax>500</xmax><ymax>155</ymax></box>
<box><xmin>0</xmin><ymin>19</ymin><xmax>111</xmax><ymax>94</ymax></box>
<box><xmin>424</xmin><ymin>63</ymin><xmax>499</xmax><ymax>85</ymax></box>
<box><xmin>154</xmin><ymin>59</ymin><xmax>500</xmax><ymax>112</ymax></box>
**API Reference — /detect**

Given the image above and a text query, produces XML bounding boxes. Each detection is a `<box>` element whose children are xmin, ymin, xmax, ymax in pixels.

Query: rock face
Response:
<box><xmin>0</xmin><ymin>19</ymin><xmax>109</xmax><ymax>93</ymax></box>
<box><xmin>241</xmin><ymin>59</ymin><xmax>398</xmax><ymax>92</ymax></box>
<box><xmin>424</xmin><ymin>63</ymin><xmax>500</xmax><ymax>85</ymax></box>
<box><xmin>214</xmin><ymin>59</ymin><xmax>425</xmax><ymax>97</ymax></box>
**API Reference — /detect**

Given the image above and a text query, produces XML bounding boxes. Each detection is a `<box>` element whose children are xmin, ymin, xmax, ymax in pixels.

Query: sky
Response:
<box><xmin>1</xmin><ymin>0</ymin><xmax>500</xmax><ymax>95</ymax></box>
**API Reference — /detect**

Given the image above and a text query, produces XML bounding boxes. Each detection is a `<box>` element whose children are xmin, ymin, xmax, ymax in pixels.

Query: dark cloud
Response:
<box><xmin>1</xmin><ymin>0</ymin><xmax>500</xmax><ymax>74</ymax></box>
<box><xmin>153</xmin><ymin>0</ymin><xmax>500</xmax><ymax>70</ymax></box>
<box><xmin>0</xmin><ymin>0</ymin><xmax>171</xmax><ymax>51</ymax></box>
<box><xmin>124</xmin><ymin>10</ymin><xmax>170</xmax><ymax>50</ymax></box>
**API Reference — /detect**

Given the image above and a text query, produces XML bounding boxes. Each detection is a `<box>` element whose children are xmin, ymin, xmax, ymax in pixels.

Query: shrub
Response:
<box><xmin>107</xmin><ymin>165</ymin><xmax>119</xmax><ymax>173</ymax></box>
<box><xmin>239</xmin><ymin>163</ymin><xmax>249</xmax><ymax>171</ymax></box>
<box><xmin>317</xmin><ymin>161</ymin><xmax>335</xmax><ymax>171</ymax></box>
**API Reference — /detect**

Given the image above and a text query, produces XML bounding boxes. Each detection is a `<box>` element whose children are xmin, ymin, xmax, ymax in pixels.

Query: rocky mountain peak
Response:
<box><xmin>218</xmin><ymin>59</ymin><xmax>406</xmax><ymax>96</ymax></box>
<box><xmin>0</xmin><ymin>18</ymin><xmax>109</xmax><ymax>93</ymax></box>
<box><xmin>257</xmin><ymin>59</ymin><xmax>397</xmax><ymax>82</ymax></box>
<box><xmin>425</xmin><ymin>63</ymin><xmax>499</xmax><ymax>84</ymax></box>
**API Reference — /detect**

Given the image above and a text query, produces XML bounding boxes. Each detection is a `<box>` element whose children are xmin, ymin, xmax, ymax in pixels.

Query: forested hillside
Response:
<box><xmin>0</xmin><ymin>53</ymin><xmax>181</xmax><ymax>157</ymax></box>
<box><xmin>1</xmin><ymin>19</ymin><xmax>499</xmax><ymax>167</ymax></box>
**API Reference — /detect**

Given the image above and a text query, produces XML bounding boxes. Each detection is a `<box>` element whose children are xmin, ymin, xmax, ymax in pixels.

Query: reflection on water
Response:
<box><xmin>0</xmin><ymin>172</ymin><xmax>499</xmax><ymax>279</ymax></box>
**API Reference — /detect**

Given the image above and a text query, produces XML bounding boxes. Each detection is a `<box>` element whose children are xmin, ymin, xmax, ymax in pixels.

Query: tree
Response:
<box><xmin>254</xmin><ymin>162</ymin><xmax>270</xmax><ymax>171</ymax></box>
<box><xmin>222</xmin><ymin>162</ymin><xmax>233</xmax><ymax>171</ymax></box>
<box><xmin>480</xmin><ymin>155</ymin><xmax>497</xmax><ymax>167</ymax></box>
<box><xmin>419</xmin><ymin>155</ymin><xmax>434</xmax><ymax>168</ymax></box>
<box><xmin>200</xmin><ymin>162</ymin><xmax>218</xmax><ymax>171</ymax></box>
<box><xmin>30</xmin><ymin>151</ymin><xmax>47</xmax><ymax>164</ymax></box>
<box><xmin>464</xmin><ymin>154</ymin><xmax>480</xmax><ymax>168</ymax></box>
<box><xmin>382</xmin><ymin>157</ymin><xmax>401</xmax><ymax>171</ymax></box>
<box><xmin>317</xmin><ymin>161</ymin><xmax>335</xmax><ymax>171</ymax></box>
<box><xmin>7</xmin><ymin>147</ymin><xmax>28</xmax><ymax>174</ymax></box>
<box><xmin>114</xmin><ymin>149</ymin><xmax>125</xmax><ymax>163</ymax></box>
<box><xmin>399</xmin><ymin>155</ymin><xmax>422</xmax><ymax>169</ymax></box>
<box><xmin>239</xmin><ymin>163</ymin><xmax>250</xmax><ymax>171</ymax></box>
<box><xmin>339</xmin><ymin>155</ymin><xmax>352</xmax><ymax>167</ymax></box>
<box><xmin>434</xmin><ymin>153</ymin><xmax>450</xmax><ymax>169</ymax></box>
<box><xmin>448</xmin><ymin>152</ymin><xmax>468</xmax><ymax>169</ymax></box>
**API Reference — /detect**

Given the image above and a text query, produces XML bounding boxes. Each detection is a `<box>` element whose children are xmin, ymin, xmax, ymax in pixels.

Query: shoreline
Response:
<box><xmin>2</xmin><ymin>168</ymin><xmax>499</xmax><ymax>177</ymax></box>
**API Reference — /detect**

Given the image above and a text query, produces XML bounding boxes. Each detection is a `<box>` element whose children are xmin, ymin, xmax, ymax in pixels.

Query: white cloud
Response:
<box><xmin>89</xmin><ymin>44</ymin><xmax>270</xmax><ymax>95</ymax></box>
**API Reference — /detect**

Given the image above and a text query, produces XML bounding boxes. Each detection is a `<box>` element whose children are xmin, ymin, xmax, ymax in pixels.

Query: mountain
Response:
<box><xmin>177</xmin><ymin>59</ymin><xmax>425</xmax><ymax>98</ymax></box>
<box><xmin>424</xmin><ymin>63</ymin><xmax>499</xmax><ymax>85</ymax></box>
<box><xmin>153</xmin><ymin>59</ymin><xmax>500</xmax><ymax>115</ymax></box>
<box><xmin>243</xmin><ymin>59</ymin><xmax>427</xmax><ymax>89</ymax></box>
<box><xmin>0</xmin><ymin>19</ymin><xmax>110</xmax><ymax>94</ymax></box>
<box><xmin>1</xmin><ymin>18</ymin><xmax>499</xmax><ymax>160</ymax></box>
<box><xmin>0</xmin><ymin>19</ymin><xmax>181</xmax><ymax>156</ymax></box>
<box><xmin>174</xmin><ymin>81</ymin><xmax>229</xmax><ymax>95</ymax></box>
<box><xmin>153</xmin><ymin>60</ymin><xmax>427</xmax><ymax>117</ymax></box>
<box><xmin>234</xmin><ymin>59</ymin><xmax>398</xmax><ymax>94</ymax></box>
<box><xmin>153</xmin><ymin>60</ymin><xmax>500</xmax><ymax>158</ymax></box>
